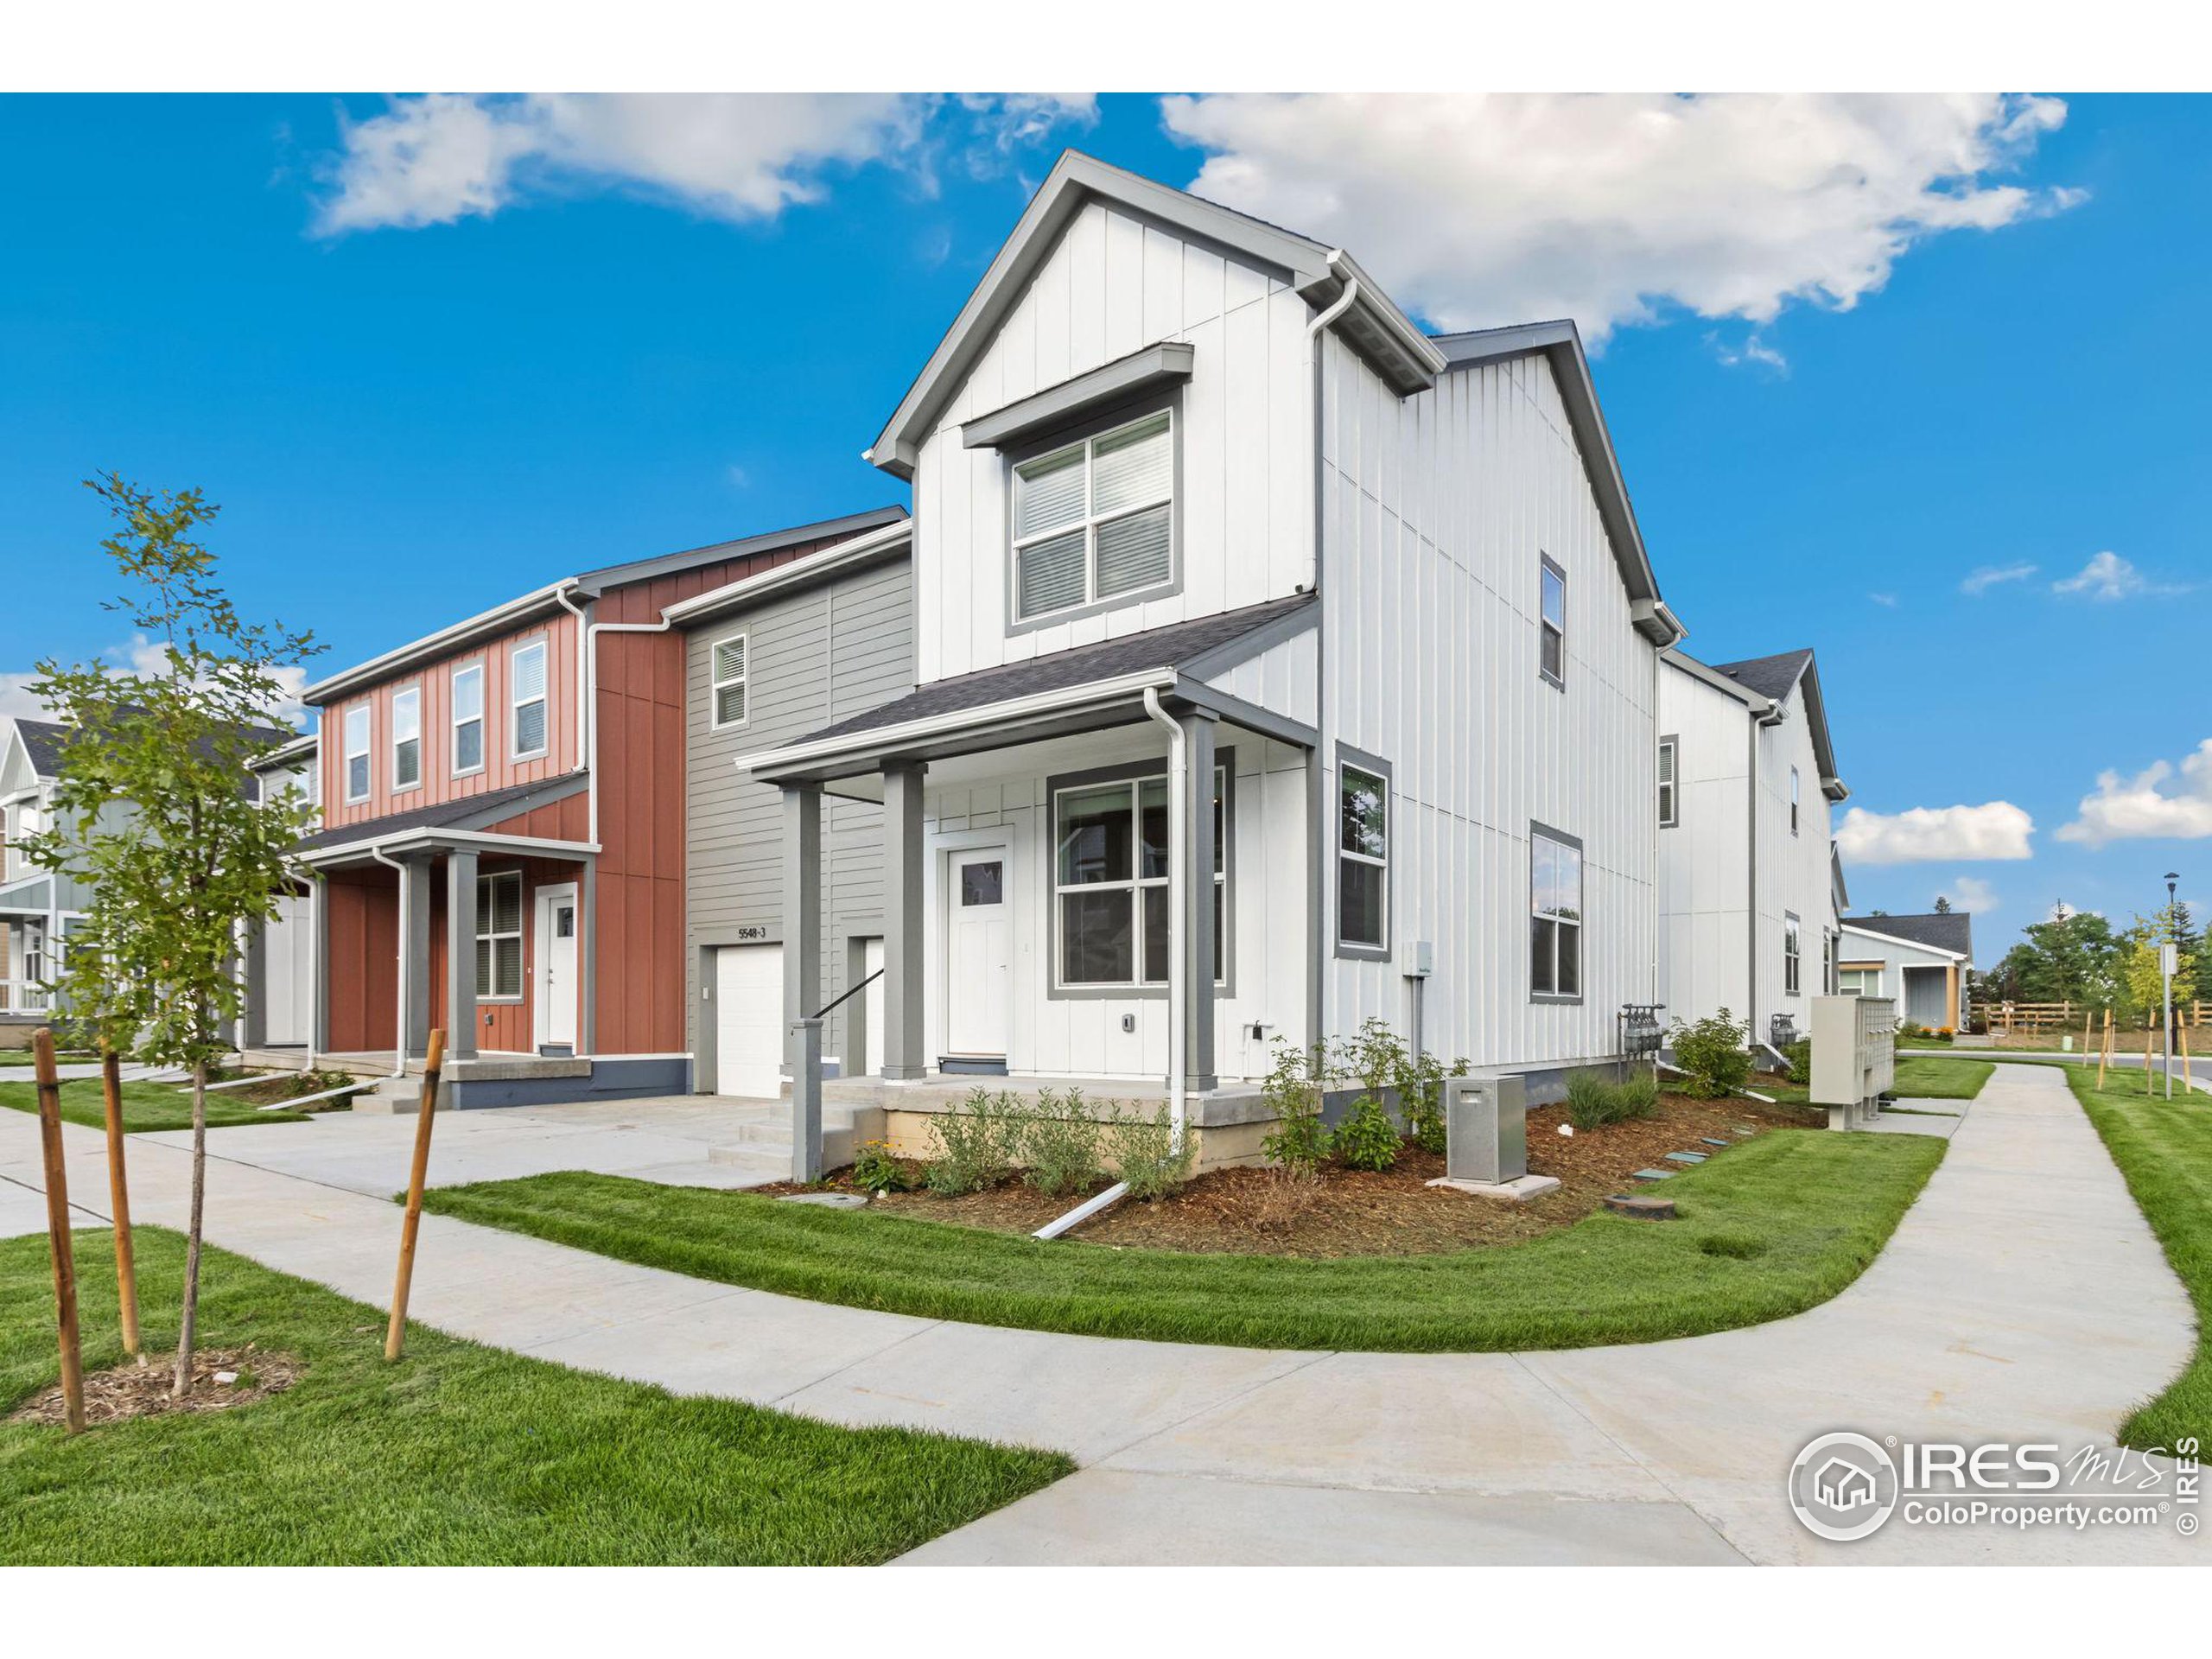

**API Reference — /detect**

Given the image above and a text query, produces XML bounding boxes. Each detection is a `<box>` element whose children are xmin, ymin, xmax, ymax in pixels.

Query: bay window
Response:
<box><xmin>1530</xmin><ymin>823</ymin><xmax>1583</xmax><ymax>1001</ymax></box>
<box><xmin>1013</xmin><ymin>408</ymin><xmax>1174</xmax><ymax>623</ymax></box>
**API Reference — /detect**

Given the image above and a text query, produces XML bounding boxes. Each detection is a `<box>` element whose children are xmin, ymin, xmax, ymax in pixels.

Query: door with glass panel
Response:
<box><xmin>944</xmin><ymin>851</ymin><xmax>1011</xmax><ymax>1058</ymax></box>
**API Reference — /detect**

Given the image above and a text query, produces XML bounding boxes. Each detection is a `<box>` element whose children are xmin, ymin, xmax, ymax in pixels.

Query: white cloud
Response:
<box><xmin>1945</xmin><ymin>875</ymin><xmax>1999</xmax><ymax>914</ymax></box>
<box><xmin>2056</xmin><ymin>740</ymin><xmax>2212</xmax><ymax>847</ymax></box>
<box><xmin>2050</xmin><ymin>550</ymin><xmax>2189</xmax><ymax>601</ymax></box>
<box><xmin>1710</xmin><ymin>332</ymin><xmax>1789</xmax><ymax>373</ymax></box>
<box><xmin>0</xmin><ymin>637</ymin><xmax>308</xmax><ymax>731</ymax></box>
<box><xmin>1836</xmin><ymin>801</ymin><xmax>2035</xmax><ymax>864</ymax></box>
<box><xmin>315</xmin><ymin>93</ymin><xmax>925</xmax><ymax>234</ymax></box>
<box><xmin>1160</xmin><ymin>93</ymin><xmax>2078</xmax><ymax>344</ymax></box>
<box><xmin>1961</xmin><ymin>562</ymin><xmax>2037</xmax><ymax>595</ymax></box>
<box><xmin>1868</xmin><ymin>592</ymin><xmax>1899</xmax><ymax>607</ymax></box>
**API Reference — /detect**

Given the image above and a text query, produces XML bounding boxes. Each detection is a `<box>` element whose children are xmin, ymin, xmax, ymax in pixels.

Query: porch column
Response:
<box><xmin>1179</xmin><ymin>711</ymin><xmax>1218</xmax><ymax>1092</ymax></box>
<box><xmin>309</xmin><ymin>876</ymin><xmax>330</xmax><ymax>1056</ymax></box>
<box><xmin>445</xmin><ymin>849</ymin><xmax>479</xmax><ymax>1060</ymax></box>
<box><xmin>781</xmin><ymin>783</ymin><xmax>822</xmax><ymax>1078</ymax></box>
<box><xmin>403</xmin><ymin>855</ymin><xmax>433</xmax><ymax>1058</ymax></box>
<box><xmin>241</xmin><ymin>917</ymin><xmax>268</xmax><ymax>1050</ymax></box>
<box><xmin>881</xmin><ymin>760</ymin><xmax>927</xmax><ymax>1080</ymax></box>
<box><xmin>578</xmin><ymin>859</ymin><xmax>596</xmax><ymax>1056</ymax></box>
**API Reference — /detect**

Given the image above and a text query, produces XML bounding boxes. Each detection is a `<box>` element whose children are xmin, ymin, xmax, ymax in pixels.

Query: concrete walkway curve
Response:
<box><xmin>0</xmin><ymin>1064</ymin><xmax>2199</xmax><ymax>1566</ymax></box>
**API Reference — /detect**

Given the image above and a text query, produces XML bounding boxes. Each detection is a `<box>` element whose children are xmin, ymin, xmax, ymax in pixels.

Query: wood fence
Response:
<box><xmin>1976</xmin><ymin>1000</ymin><xmax>2207</xmax><ymax>1034</ymax></box>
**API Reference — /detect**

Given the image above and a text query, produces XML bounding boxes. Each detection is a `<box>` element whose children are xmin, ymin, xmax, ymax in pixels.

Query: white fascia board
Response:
<box><xmin>660</xmin><ymin>521</ymin><xmax>913</xmax><ymax>627</ymax></box>
<box><xmin>301</xmin><ymin>827</ymin><xmax>601</xmax><ymax>868</ymax></box>
<box><xmin>302</xmin><ymin>581</ymin><xmax>574</xmax><ymax>706</ymax></box>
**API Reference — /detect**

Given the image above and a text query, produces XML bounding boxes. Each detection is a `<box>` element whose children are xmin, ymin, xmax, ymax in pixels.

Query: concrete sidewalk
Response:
<box><xmin>2</xmin><ymin>1065</ymin><xmax>2200</xmax><ymax>1565</ymax></box>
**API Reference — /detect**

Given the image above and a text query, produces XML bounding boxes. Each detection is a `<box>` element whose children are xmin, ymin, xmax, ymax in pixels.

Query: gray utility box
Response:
<box><xmin>1809</xmin><ymin>995</ymin><xmax>1897</xmax><ymax>1129</ymax></box>
<box><xmin>1446</xmin><ymin>1073</ymin><xmax>1529</xmax><ymax>1185</ymax></box>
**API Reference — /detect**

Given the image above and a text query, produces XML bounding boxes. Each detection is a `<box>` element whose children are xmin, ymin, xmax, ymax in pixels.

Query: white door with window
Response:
<box><xmin>535</xmin><ymin>884</ymin><xmax>578</xmax><ymax>1052</ymax></box>
<box><xmin>715</xmin><ymin>943</ymin><xmax>785</xmax><ymax>1097</ymax></box>
<box><xmin>945</xmin><ymin>850</ymin><xmax>1011</xmax><ymax>1059</ymax></box>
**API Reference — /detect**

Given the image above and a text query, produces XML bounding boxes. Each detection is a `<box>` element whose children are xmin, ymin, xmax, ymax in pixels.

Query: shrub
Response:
<box><xmin>849</xmin><ymin>1138</ymin><xmax>910</xmax><ymax>1194</ymax></box>
<box><xmin>1565</xmin><ymin>1066</ymin><xmax>1661</xmax><ymax>1131</ymax></box>
<box><xmin>925</xmin><ymin>1088</ymin><xmax>1020</xmax><ymax>1196</ymax></box>
<box><xmin>1393</xmin><ymin>1049</ymin><xmax>1462</xmax><ymax>1156</ymax></box>
<box><xmin>1670</xmin><ymin>1008</ymin><xmax>1752</xmax><ymax>1098</ymax></box>
<box><xmin>1259</xmin><ymin>1040</ymin><xmax>1332</xmax><ymax>1177</ymax></box>
<box><xmin>1782</xmin><ymin>1039</ymin><xmax>1812</xmax><ymax>1084</ymax></box>
<box><xmin>1332</xmin><ymin>1093</ymin><xmax>1402</xmax><ymax>1172</ymax></box>
<box><xmin>1105</xmin><ymin>1104</ymin><xmax>1195</xmax><ymax>1200</ymax></box>
<box><xmin>1020</xmin><ymin>1088</ymin><xmax>1106</xmax><ymax>1197</ymax></box>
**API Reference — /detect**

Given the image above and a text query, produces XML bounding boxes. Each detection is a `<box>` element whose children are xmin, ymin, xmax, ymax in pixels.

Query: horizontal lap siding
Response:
<box><xmin>1320</xmin><ymin>341</ymin><xmax>1659</xmax><ymax>1069</ymax></box>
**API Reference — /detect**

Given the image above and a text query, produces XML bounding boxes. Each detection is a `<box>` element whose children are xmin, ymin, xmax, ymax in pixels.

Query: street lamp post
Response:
<box><xmin>2163</xmin><ymin>872</ymin><xmax>2179</xmax><ymax>1102</ymax></box>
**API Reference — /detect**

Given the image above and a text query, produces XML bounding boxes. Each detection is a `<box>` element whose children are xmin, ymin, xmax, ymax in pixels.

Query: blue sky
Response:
<box><xmin>3</xmin><ymin>92</ymin><xmax>2207</xmax><ymax>955</ymax></box>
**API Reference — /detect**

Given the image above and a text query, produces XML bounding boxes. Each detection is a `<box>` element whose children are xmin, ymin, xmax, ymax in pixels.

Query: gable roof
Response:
<box><xmin>1671</xmin><ymin>645</ymin><xmax>1847</xmax><ymax>801</ymax></box>
<box><xmin>1844</xmin><ymin>912</ymin><xmax>1974</xmax><ymax>961</ymax></box>
<box><xmin>12</xmin><ymin>718</ymin><xmax>67</xmax><ymax>779</ymax></box>
<box><xmin>295</xmin><ymin>774</ymin><xmax>588</xmax><ymax>856</ymax></box>
<box><xmin>866</xmin><ymin>150</ymin><xmax>1444</xmax><ymax>479</ymax></box>
<box><xmin>1712</xmin><ymin>648</ymin><xmax>1815</xmax><ymax>702</ymax></box>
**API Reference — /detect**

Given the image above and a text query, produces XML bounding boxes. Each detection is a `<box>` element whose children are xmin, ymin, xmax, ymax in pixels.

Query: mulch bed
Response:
<box><xmin>10</xmin><ymin>1346</ymin><xmax>300</xmax><ymax>1429</ymax></box>
<box><xmin>759</xmin><ymin>1090</ymin><xmax>1827</xmax><ymax>1259</ymax></box>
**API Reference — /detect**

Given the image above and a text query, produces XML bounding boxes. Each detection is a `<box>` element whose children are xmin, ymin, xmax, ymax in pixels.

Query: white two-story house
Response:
<box><xmin>736</xmin><ymin>152</ymin><xmax>1685</xmax><ymax>1149</ymax></box>
<box><xmin>1656</xmin><ymin>647</ymin><xmax>1848</xmax><ymax>1058</ymax></box>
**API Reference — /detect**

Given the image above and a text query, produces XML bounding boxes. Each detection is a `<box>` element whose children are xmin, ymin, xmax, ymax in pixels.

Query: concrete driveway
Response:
<box><xmin>1</xmin><ymin>1065</ymin><xmax>2200</xmax><ymax>1566</ymax></box>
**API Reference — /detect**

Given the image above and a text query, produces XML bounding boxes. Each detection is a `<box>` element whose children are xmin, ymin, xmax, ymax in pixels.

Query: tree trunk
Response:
<box><xmin>172</xmin><ymin>1058</ymin><xmax>209</xmax><ymax>1399</ymax></box>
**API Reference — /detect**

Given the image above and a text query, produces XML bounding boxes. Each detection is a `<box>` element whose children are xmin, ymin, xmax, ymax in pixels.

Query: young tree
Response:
<box><xmin>23</xmin><ymin>475</ymin><xmax>319</xmax><ymax>1398</ymax></box>
<box><xmin>2120</xmin><ymin>905</ymin><xmax>2199</xmax><ymax>1027</ymax></box>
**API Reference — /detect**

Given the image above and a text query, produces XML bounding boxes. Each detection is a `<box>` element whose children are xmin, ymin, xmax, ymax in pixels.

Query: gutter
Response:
<box><xmin>367</xmin><ymin>845</ymin><xmax>410</xmax><ymax>1078</ymax></box>
<box><xmin>659</xmin><ymin>519</ymin><xmax>913</xmax><ymax>627</ymax></box>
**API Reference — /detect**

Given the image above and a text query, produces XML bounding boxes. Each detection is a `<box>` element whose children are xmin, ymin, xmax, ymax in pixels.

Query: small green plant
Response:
<box><xmin>925</xmin><ymin>1088</ymin><xmax>1020</xmax><ymax>1196</ymax></box>
<box><xmin>1020</xmin><ymin>1088</ymin><xmax>1106</xmax><ymax>1197</ymax></box>
<box><xmin>1332</xmin><ymin>1094</ymin><xmax>1402</xmax><ymax>1172</ymax></box>
<box><xmin>1105</xmin><ymin>1104</ymin><xmax>1195</xmax><ymax>1200</ymax></box>
<box><xmin>1565</xmin><ymin>1066</ymin><xmax>1660</xmax><ymax>1130</ymax></box>
<box><xmin>850</xmin><ymin>1138</ymin><xmax>910</xmax><ymax>1194</ymax></box>
<box><xmin>1259</xmin><ymin>1040</ymin><xmax>1332</xmax><ymax>1176</ymax></box>
<box><xmin>1670</xmin><ymin>1008</ymin><xmax>1752</xmax><ymax>1098</ymax></box>
<box><xmin>1393</xmin><ymin>1049</ymin><xmax>1465</xmax><ymax>1156</ymax></box>
<box><xmin>1782</xmin><ymin>1039</ymin><xmax>1812</xmax><ymax>1085</ymax></box>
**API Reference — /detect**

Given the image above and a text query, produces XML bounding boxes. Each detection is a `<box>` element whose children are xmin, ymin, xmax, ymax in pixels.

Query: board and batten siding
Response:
<box><xmin>1657</xmin><ymin>664</ymin><xmax>1755</xmax><ymax>1024</ymax></box>
<box><xmin>683</xmin><ymin>556</ymin><xmax>915</xmax><ymax>1077</ymax></box>
<box><xmin>1755</xmin><ymin>694</ymin><xmax>1838</xmax><ymax>1027</ymax></box>
<box><xmin>912</xmin><ymin>198</ymin><xmax>1314</xmax><ymax>683</ymax></box>
<box><xmin>1318</xmin><ymin>338</ymin><xmax>1661</xmax><ymax>1069</ymax></box>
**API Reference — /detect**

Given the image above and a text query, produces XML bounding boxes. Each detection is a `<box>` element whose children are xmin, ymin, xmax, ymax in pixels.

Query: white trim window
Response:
<box><xmin>391</xmin><ymin>686</ymin><xmax>422</xmax><ymax>792</ymax></box>
<box><xmin>710</xmin><ymin>633</ymin><xmax>748</xmax><ymax>729</ymax></box>
<box><xmin>1657</xmin><ymin>737</ymin><xmax>1678</xmax><ymax>828</ymax></box>
<box><xmin>1789</xmin><ymin>766</ymin><xmax>1802</xmax><ymax>836</ymax></box>
<box><xmin>1539</xmin><ymin>554</ymin><xmax>1567</xmax><ymax>689</ymax></box>
<box><xmin>451</xmin><ymin>662</ymin><xmax>485</xmax><ymax>777</ymax></box>
<box><xmin>1839</xmin><ymin>966</ymin><xmax>1882</xmax><ymax>997</ymax></box>
<box><xmin>1784</xmin><ymin>912</ymin><xmax>1802</xmax><ymax>996</ymax></box>
<box><xmin>342</xmin><ymin>704</ymin><xmax>372</xmax><ymax>804</ymax></box>
<box><xmin>1530</xmin><ymin>827</ymin><xmax>1583</xmax><ymax>1001</ymax></box>
<box><xmin>1013</xmin><ymin>409</ymin><xmax>1173</xmax><ymax>622</ymax></box>
<box><xmin>1338</xmin><ymin>765</ymin><xmax>1389</xmax><ymax>953</ymax></box>
<box><xmin>1052</xmin><ymin>768</ymin><xmax>1225</xmax><ymax>988</ymax></box>
<box><xmin>476</xmin><ymin>871</ymin><xmax>524</xmax><ymax>1001</ymax></box>
<box><xmin>510</xmin><ymin>639</ymin><xmax>549</xmax><ymax>761</ymax></box>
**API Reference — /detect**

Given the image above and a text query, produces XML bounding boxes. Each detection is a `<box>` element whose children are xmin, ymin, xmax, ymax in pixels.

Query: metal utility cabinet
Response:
<box><xmin>1446</xmin><ymin>1073</ymin><xmax>1529</xmax><ymax>1184</ymax></box>
<box><xmin>1810</xmin><ymin>995</ymin><xmax>1897</xmax><ymax>1128</ymax></box>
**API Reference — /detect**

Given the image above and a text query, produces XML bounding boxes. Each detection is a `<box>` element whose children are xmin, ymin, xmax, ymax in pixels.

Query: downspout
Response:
<box><xmin>1745</xmin><ymin>712</ymin><xmax>1759</xmax><ymax>1055</ymax></box>
<box><xmin>1303</xmin><ymin>253</ymin><xmax>1351</xmax><ymax>1068</ymax></box>
<box><xmin>368</xmin><ymin>845</ymin><xmax>408</xmax><ymax>1078</ymax></box>
<box><xmin>1303</xmin><ymin>253</ymin><xmax>1357</xmax><ymax>594</ymax></box>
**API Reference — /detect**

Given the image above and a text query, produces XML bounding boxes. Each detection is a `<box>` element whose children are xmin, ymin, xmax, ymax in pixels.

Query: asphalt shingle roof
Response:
<box><xmin>295</xmin><ymin>776</ymin><xmax>586</xmax><ymax>854</ymax></box>
<box><xmin>1845</xmin><ymin>911</ymin><xmax>1974</xmax><ymax>959</ymax></box>
<box><xmin>13</xmin><ymin>712</ymin><xmax>292</xmax><ymax>779</ymax></box>
<box><xmin>1711</xmin><ymin>649</ymin><xmax>1815</xmax><ymax>703</ymax></box>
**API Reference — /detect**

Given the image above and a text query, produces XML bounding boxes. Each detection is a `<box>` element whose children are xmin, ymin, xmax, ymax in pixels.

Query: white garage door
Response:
<box><xmin>715</xmin><ymin>944</ymin><xmax>785</xmax><ymax>1098</ymax></box>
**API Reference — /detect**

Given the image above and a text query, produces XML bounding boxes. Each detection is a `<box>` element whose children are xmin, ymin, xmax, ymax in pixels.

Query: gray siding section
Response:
<box><xmin>684</xmin><ymin>556</ymin><xmax>915</xmax><ymax>1081</ymax></box>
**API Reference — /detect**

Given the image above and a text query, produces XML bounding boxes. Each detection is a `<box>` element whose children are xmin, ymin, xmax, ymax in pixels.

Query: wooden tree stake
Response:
<box><xmin>32</xmin><ymin>1029</ymin><xmax>86</xmax><ymax>1433</ymax></box>
<box><xmin>2098</xmin><ymin>1008</ymin><xmax>2113</xmax><ymax>1089</ymax></box>
<box><xmin>2145</xmin><ymin>1020</ymin><xmax>2157</xmax><ymax>1097</ymax></box>
<box><xmin>99</xmin><ymin>1046</ymin><xmax>141</xmax><ymax>1358</ymax></box>
<box><xmin>385</xmin><ymin>1029</ymin><xmax>446</xmax><ymax>1362</ymax></box>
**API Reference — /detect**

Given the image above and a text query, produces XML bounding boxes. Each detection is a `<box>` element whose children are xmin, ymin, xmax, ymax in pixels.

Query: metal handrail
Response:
<box><xmin>807</xmin><ymin>968</ymin><xmax>883</xmax><ymax>1023</ymax></box>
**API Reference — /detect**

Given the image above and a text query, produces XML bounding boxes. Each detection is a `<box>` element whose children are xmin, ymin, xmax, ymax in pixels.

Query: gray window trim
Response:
<box><xmin>1657</xmin><ymin>733</ymin><xmax>1679</xmax><ymax>829</ymax></box>
<box><xmin>1529</xmin><ymin>818</ymin><xmax>1585</xmax><ymax>1005</ymax></box>
<box><xmin>1005</xmin><ymin>389</ymin><xmax>1184</xmax><ymax>637</ymax></box>
<box><xmin>962</xmin><ymin>341</ymin><xmax>1195</xmax><ymax>451</ymax></box>
<box><xmin>1784</xmin><ymin>910</ymin><xmax>1803</xmax><ymax>996</ymax></box>
<box><xmin>1332</xmin><ymin>741</ymin><xmax>1393</xmax><ymax>962</ymax></box>
<box><xmin>475</xmin><ymin>868</ymin><xmax>524</xmax><ymax>1003</ymax></box>
<box><xmin>1538</xmin><ymin>552</ymin><xmax>1567</xmax><ymax>691</ymax></box>
<box><xmin>1042</xmin><ymin>747</ymin><xmax>1236</xmax><ymax>1001</ymax></box>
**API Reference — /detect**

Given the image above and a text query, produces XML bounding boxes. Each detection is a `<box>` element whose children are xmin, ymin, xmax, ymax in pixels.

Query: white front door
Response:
<box><xmin>535</xmin><ymin>884</ymin><xmax>579</xmax><ymax>1052</ymax></box>
<box><xmin>715</xmin><ymin>943</ymin><xmax>785</xmax><ymax>1096</ymax></box>
<box><xmin>944</xmin><ymin>849</ymin><xmax>1010</xmax><ymax>1059</ymax></box>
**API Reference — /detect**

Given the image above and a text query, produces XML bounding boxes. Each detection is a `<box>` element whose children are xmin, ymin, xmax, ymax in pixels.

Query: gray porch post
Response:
<box><xmin>880</xmin><ymin>760</ymin><xmax>927</xmax><ymax>1080</ymax></box>
<box><xmin>578</xmin><ymin>858</ymin><xmax>596</xmax><ymax>1056</ymax></box>
<box><xmin>242</xmin><ymin>918</ymin><xmax>269</xmax><ymax>1050</ymax></box>
<box><xmin>1179</xmin><ymin>710</ymin><xmax>1218</xmax><ymax>1092</ymax></box>
<box><xmin>403</xmin><ymin>855</ymin><xmax>433</xmax><ymax>1058</ymax></box>
<box><xmin>781</xmin><ymin>784</ymin><xmax>822</xmax><ymax>1075</ymax></box>
<box><xmin>445</xmin><ymin>849</ymin><xmax>479</xmax><ymax>1060</ymax></box>
<box><xmin>310</xmin><ymin>876</ymin><xmax>330</xmax><ymax>1056</ymax></box>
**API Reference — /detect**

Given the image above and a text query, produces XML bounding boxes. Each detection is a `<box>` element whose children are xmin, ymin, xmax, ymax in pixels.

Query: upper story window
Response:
<box><xmin>1539</xmin><ymin>555</ymin><xmax>1567</xmax><ymax>689</ymax></box>
<box><xmin>343</xmin><ymin>705</ymin><xmax>371</xmax><ymax>804</ymax></box>
<box><xmin>1658</xmin><ymin>736</ymin><xmax>1679</xmax><ymax>828</ymax></box>
<box><xmin>1530</xmin><ymin>823</ymin><xmax>1583</xmax><ymax>1001</ymax></box>
<box><xmin>1789</xmin><ymin>766</ymin><xmax>1802</xmax><ymax>836</ymax></box>
<box><xmin>391</xmin><ymin>686</ymin><xmax>422</xmax><ymax>792</ymax></box>
<box><xmin>710</xmin><ymin>633</ymin><xmax>749</xmax><ymax>729</ymax></box>
<box><xmin>1013</xmin><ymin>409</ymin><xmax>1173</xmax><ymax>624</ymax></box>
<box><xmin>1051</xmin><ymin>762</ymin><xmax>1228</xmax><ymax>989</ymax></box>
<box><xmin>1337</xmin><ymin>752</ymin><xmax>1390</xmax><ymax>957</ymax></box>
<box><xmin>511</xmin><ymin>639</ymin><xmax>549</xmax><ymax>761</ymax></box>
<box><xmin>451</xmin><ymin>663</ymin><xmax>485</xmax><ymax>777</ymax></box>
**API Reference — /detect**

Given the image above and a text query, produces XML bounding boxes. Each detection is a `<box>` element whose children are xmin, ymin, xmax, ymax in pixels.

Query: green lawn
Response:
<box><xmin>0</xmin><ymin>1077</ymin><xmax>310</xmax><ymax>1131</ymax></box>
<box><xmin>2057</xmin><ymin>1068</ymin><xmax>2212</xmax><ymax>1453</ymax></box>
<box><xmin>1751</xmin><ymin>1055</ymin><xmax>1994</xmax><ymax>1109</ymax></box>
<box><xmin>0</xmin><ymin>1228</ymin><xmax>1071</xmax><ymax>1564</ymax></box>
<box><xmin>423</xmin><ymin>1128</ymin><xmax>1945</xmax><ymax>1354</ymax></box>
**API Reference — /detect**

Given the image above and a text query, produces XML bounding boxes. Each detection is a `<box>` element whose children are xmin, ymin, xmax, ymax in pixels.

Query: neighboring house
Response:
<box><xmin>279</xmin><ymin>505</ymin><xmax>905</xmax><ymax>1105</ymax></box>
<box><xmin>735</xmin><ymin>151</ymin><xmax>1687</xmax><ymax>1116</ymax></box>
<box><xmin>1657</xmin><ymin>646</ymin><xmax>1849</xmax><ymax>1056</ymax></box>
<box><xmin>240</xmin><ymin>732</ymin><xmax>320</xmax><ymax>1052</ymax></box>
<box><xmin>0</xmin><ymin>718</ymin><xmax>79</xmax><ymax>1039</ymax></box>
<box><xmin>1840</xmin><ymin>912</ymin><xmax>1974</xmax><ymax>1031</ymax></box>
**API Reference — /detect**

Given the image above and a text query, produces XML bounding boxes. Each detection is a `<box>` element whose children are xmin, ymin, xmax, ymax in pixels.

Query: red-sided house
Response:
<box><xmin>286</xmin><ymin>505</ymin><xmax>904</xmax><ymax>1105</ymax></box>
